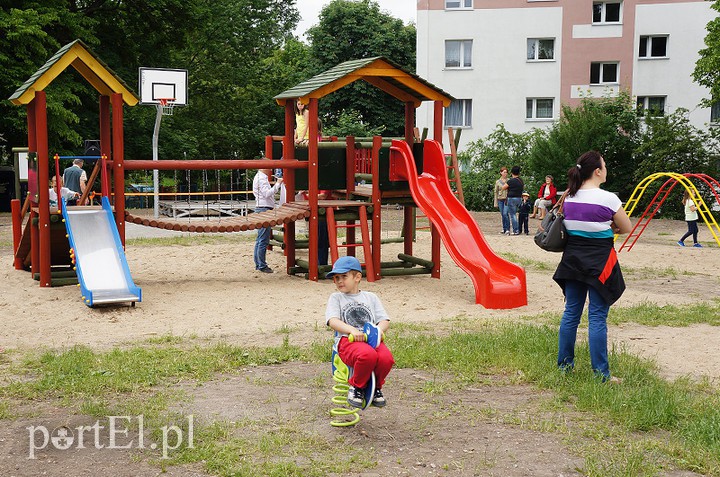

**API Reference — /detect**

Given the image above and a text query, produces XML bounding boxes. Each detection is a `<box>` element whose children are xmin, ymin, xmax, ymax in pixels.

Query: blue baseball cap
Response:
<box><xmin>325</xmin><ymin>256</ymin><xmax>363</xmax><ymax>278</ymax></box>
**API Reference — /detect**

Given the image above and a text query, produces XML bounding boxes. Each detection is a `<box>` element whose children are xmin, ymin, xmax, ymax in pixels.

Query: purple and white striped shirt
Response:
<box><xmin>563</xmin><ymin>188</ymin><xmax>621</xmax><ymax>239</ymax></box>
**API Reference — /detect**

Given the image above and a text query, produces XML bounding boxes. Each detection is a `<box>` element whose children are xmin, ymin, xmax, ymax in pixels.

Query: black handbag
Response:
<box><xmin>534</xmin><ymin>192</ymin><xmax>568</xmax><ymax>252</ymax></box>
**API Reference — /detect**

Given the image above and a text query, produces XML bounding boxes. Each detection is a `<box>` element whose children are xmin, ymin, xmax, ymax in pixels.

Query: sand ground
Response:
<box><xmin>1</xmin><ymin>210</ymin><xmax>718</xmax><ymax>381</ymax></box>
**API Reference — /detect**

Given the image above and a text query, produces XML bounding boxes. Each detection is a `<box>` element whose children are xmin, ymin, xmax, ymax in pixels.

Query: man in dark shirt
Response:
<box><xmin>62</xmin><ymin>158</ymin><xmax>87</xmax><ymax>206</ymax></box>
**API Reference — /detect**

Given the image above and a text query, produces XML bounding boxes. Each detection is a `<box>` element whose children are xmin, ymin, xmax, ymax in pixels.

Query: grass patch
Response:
<box><xmin>608</xmin><ymin>302</ymin><xmax>720</xmax><ymax>326</ymax></box>
<box><xmin>500</xmin><ymin>252</ymin><xmax>555</xmax><ymax>271</ymax></box>
<box><xmin>3</xmin><ymin>321</ymin><xmax>720</xmax><ymax>475</ymax></box>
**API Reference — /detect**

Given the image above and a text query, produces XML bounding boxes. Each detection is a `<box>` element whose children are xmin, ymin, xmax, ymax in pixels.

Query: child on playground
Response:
<box><xmin>678</xmin><ymin>190</ymin><xmax>702</xmax><ymax>247</ymax></box>
<box><xmin>49</xmin><ymin>176</ymin><xmax>79</xmax><ymax>208</ymax></box>
<box><xmin>519</xmin><ymin>191</ymin><xmax>532</xmax><ymax>235</ymax></box>
<box><xmin>325</xmin><ymin>256</ymin><xmax>394</xmax><ymax>408</ymax></box>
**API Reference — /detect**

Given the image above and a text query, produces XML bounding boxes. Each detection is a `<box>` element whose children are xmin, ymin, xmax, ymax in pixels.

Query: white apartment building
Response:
<box><xmin>416</xmin><ymin>0</ymin><xmax>717</xmax><ymax>151</ymax></box>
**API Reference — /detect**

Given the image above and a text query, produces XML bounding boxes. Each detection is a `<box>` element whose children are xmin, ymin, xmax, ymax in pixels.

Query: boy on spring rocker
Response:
<box><xmin>325</xmin><ymin>256</ymin><xmax>394</xmax><ymax>408</ymax></box>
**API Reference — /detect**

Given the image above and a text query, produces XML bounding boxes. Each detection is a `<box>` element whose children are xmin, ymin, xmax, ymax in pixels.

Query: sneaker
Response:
<box><xmin>347</xmin><ymin>386</ymin><xmax>364</xmax><ymax>408</ymax></box>
<box><xmin>693</xmin><ymin>243</ymin><xmax>703</xmax><ymax>248</ymax></box>
<box><xmin>677</xmin><ymin>241</ymin><xmax>685</xmax><ymax>247</ymax></box>
<box><xmin>498</xmin><ymin>231</ymin><xmax>507</xmax><ymax>235</ymax></box>
<box><xmin>512</xmin><ymin>232</ymin><xmax>520</xmax><ymax>235</ymax></box>
<box><xmin>371</xmin><ymin>388</ymin><xmax>386</xmax><ymax>407</ymax></box>
<box><xmin>504</xmin><ymin>231</ymin><xmax>511</xmax><ymax>236</ymax></box>
<box><xmin>259</xmin><ymin>267</ymin><xmax>274</xmax><ymax>273</ymax></box>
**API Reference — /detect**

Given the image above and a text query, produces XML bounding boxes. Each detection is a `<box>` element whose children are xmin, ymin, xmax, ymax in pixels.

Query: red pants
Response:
<box><xmin>338</xmin><ymin>337</ymin><xmax>395</xmax><ymax>389</ymax></box>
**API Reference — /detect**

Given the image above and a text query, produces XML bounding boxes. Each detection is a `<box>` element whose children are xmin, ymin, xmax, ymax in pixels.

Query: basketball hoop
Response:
<box><xmin>158</xmin><ymin>98</ymin><xmax>176</xmax><ymax>116</ymax></box>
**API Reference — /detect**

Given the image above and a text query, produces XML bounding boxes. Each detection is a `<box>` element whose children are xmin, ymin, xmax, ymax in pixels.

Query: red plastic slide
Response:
<box><xmin>390</xmin><ymin>139</ymin><xmax>527</xmax><ymax>309</ymax></box>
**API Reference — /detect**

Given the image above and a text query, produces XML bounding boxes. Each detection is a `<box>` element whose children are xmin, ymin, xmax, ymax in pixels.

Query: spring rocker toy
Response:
<box><xmin>329</xmin><ymin>322</ymin><xmax>382</xmax><ymax>427</ymax></box>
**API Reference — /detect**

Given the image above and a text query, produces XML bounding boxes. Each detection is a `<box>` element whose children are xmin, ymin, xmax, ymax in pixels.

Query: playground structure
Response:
<box><xmin>619</xmin><ymin>172</ymin><xmax>720</xmax><ymax>251</ymax></box>
<box><xmin>9</xmin><ymin>40</ymin><xmax>527</xmax><ymax>309</ymax></box>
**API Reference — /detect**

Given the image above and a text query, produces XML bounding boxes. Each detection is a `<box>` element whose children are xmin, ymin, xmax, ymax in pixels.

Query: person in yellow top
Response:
<box><xmin>294</xmin><ymin>99</ymin><xmax>309</xmax><ymax>145</ymax></box>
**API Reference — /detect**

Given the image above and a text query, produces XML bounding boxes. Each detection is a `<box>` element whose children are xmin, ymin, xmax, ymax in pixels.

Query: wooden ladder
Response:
<box><xmin>415</xmin><ymin>127</ymin><xmax>464</xmax><ymax>230</ymax></box>
<box><xmin>326</xmin><ymin>205</ymin><xmax>376</xmax><ymax>282</ymax></box>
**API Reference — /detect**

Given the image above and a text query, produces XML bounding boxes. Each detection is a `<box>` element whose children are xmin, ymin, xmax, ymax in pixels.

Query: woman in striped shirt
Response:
<box><xmin>553</xmin><ymin>151</ymin><xmax>632</xmax><ymax>383</ymax></box>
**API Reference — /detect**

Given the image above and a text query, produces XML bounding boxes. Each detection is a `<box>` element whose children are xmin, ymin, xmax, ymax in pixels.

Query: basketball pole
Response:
<box><xmin>152</xmin><ymin>102</ymin><xmax>163</xmax><ymax>218</ymax></box>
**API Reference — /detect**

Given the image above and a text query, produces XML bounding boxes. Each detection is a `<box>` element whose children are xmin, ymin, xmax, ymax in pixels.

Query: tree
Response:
<box><xmin>2</xmin><ymin>0</ymin><xmax>302</xmax><ymax>163</ymax></box>
<box><xmin>529</xmin><ymin>91</ymin><xmax>640</xmax><ymax>198</ymax></box>
<box><xmin>458</xmin><ymin>124</ymin><xmax>540</xmax><ymax>211</ymax></box>
<box><xmin>306</xmin><ymin>0</ymin><xmax>416</xmax><ymax>137</ymax></box>
<box><xmin>693</xmin><ymin>0</ymin><xmax>720</xmax><ymax>107</ymax></box>
<box><xmin>0</xmin><ymin>2</ymin><xmax>97</xmax><ymax>151</ymax></box>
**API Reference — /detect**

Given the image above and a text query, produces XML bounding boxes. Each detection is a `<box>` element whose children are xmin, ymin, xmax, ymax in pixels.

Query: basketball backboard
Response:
<box><xmin>138</xmin><ymin>67</ymin><xmax>188</xmax><ymax>105</ymax></box>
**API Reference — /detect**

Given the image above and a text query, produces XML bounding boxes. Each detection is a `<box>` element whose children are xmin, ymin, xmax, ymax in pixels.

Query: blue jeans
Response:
<box><xmin>558</xmin><ymin>280</ymin><xmax>612</xmax><ymax>379</ymax></box>
<box><xmin>254</xmin><ymin>207</ymin><xmax>272</xmax><ymax>270</ymax></box>
<box><xmin>498</xmin><ymin>200</ymin><xmax>509</xmax><ymax>233</ymax></box>
<box><xmin>506</xmin><ymin>197</ymin><xmax>521</xmax><ymax>234</ymax></box>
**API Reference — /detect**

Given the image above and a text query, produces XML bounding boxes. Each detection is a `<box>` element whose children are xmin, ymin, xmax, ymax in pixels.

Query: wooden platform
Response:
<box><xmin>158</xmin><ymin>200</ymin><xmax>252</xmax><ymax>218</ymax></box>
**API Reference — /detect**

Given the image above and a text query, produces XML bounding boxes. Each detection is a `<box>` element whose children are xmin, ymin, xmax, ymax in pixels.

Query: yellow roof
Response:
<box><xmin>8</xmin><ymin>39</ymin><xmax>139</xmax><ymax>106</ymax></box>
<box><xmin>274</xmin><ymin>57</ymin><xmax>454</xmax><ymax>108</ymax></box>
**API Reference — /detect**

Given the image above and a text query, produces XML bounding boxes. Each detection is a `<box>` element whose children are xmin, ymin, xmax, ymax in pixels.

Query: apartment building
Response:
<box><xmin>416</xmin><ymin>0</ymin><xmax>717</xmax><ymax>150</ymax></box>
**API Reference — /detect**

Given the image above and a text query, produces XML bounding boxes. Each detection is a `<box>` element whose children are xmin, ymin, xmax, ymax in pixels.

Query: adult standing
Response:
<box><xmin>502</xmin><ymin>166</ymin><xmax>524</xmax><ymax>235</ymax></box>
<box><xmin>252</xmin><ymin>168</ymin><xmax>283</xmax><ymax>273</ymax></box>
<box><xmin>493</xmin><ymin>167</ymin><xmax>509</xmax><ymax>234</ymax></box>
<box><xmin>531</xmin><ymin>175</ymin><xmax>557</xmax><ymax>219</ymax></box>
<box><xmin>62</xmin><ymin>158</ymin><xmax>87</xmax><ymax>206</ymax></box>
<box><xmin>553</xmin><ymin>151</ymin><xmax>632</xmax><ymax>383</ymax></box>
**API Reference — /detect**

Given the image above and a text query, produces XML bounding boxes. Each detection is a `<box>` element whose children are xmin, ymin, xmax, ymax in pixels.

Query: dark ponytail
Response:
<box><xmin>567</xmin><ymin>151</ymin><xmax>603</xmax><ymax>196</ymax></box>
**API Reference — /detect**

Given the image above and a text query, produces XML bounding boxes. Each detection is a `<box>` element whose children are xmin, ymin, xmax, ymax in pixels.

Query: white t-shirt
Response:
<box><xmin>684</xmin><ymin>199</ymin><xmax>698</xmax><ymax>221</ymax></box>
<box><xmin>325</xmin><ymin>290</ymin><xmax>390</xmax><ymax>348</ymax></box>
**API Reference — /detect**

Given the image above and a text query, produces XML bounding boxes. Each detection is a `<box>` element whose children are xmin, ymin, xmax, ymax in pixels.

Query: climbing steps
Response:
<box><xmin>326</xmin><ymin>204</ymin><xmax>376</xmax><ymax>282</ymax></box>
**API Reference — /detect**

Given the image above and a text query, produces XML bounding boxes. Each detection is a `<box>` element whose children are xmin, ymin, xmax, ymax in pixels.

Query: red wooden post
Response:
<box><xmin>430</xmin><ymin>100</ymin><xmax>444</xmax><ymax>278</ymax></box>
<box><xmin>404</xmin><ymin>101</ymin><xmax>416</xmax><ymax>256</ymax></box>
<box><xmin>371</xmin><ymin>136</ymin><xmax>382</xmax><ymax>280</ymax></box>
<box><xmin>111</xmin><ymin>93</ymin><xmax>125</xmax><ymax>246</ymax></box>
<box><xmin>283</xmin><ymin>101</ymin><xmax>296</xmax><ymax>273</ymax></box>
<box><xmin>307</xmin><ymin>98</ymin><xmax>319</xmax><ymax>280</ymax></box>
<box><xmin>26</xmin><ymin>100</ymin><xmax>38</xmax><ymax>278</ymax></box>
<box><xmin>100</xmin><ymin>95</ymin><xmax>111</xmax><ymax>198</ymax></box>
<box><xmin>35</xmin><ymin>91</ymin><xmax>51</xmax><ymax>287</ymax></box>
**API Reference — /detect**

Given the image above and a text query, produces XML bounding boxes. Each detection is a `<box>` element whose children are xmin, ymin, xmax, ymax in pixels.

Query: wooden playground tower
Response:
<box><xmin>271</xmin><ymin>57</ymin><xmax>455</xmax><ymax>281</ymax></box>
<box><xmin>8</xmin><ymin>40</ymin><xmax>139</xmax><ymax>287</ymax></box>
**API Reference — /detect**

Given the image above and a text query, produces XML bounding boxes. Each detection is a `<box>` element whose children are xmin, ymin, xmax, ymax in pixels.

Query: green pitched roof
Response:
<box><xmin>274</xmin><ymin>57</ymin><xmax>453</xmax><ymax>107</ymax></box>
<box><xmin>9</xmin><ymin>39</ymin><xmax>139</xmax><ymax>106</ymax></box>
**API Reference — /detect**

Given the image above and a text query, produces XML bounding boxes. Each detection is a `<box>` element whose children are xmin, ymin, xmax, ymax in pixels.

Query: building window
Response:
<box><xmin>445</xmin><ymin>99</ymin><xmax>472</xmax><ymax>127</ymax></box>
<box><xmin>712</xmin><ymin>102</ymin><xmax>720</xmax><ymax>124</ymax></box>
<box><xmin>445</xmin><ymin>40</ymin><xmax>472</xmax><ymax>68</ymax></box>
<box><xmin>592</xmin><ymin>2</ymin><xmax>621</xmax><ymax>23</ymax></box>
<box><xmin>590</xmin><ymin>62</ymin><xmax>619</xmax><ymax>84</ymax></box>
<box><xmin>526</xmin><ymin>98</ymin><xmax>554</xmax><ymax>119</ymax></box>
<box><xmin>527</xmin><ymin>38</ymin><xmax>555</xmax><ymax>61</ymax></box>
<box><xmin>639</xmin><ymin>36</ymin><xmax>668</xmax><ymax>58</ymax></box>
<box><xmin>636</xmin><ymin>96</ymin><xmax>666</xmax><ymax>116</ymax></box>
<box><xmin>446</xmin><ymin>0</ymin><xmax>472</xmax><ymax>8</ymax></box>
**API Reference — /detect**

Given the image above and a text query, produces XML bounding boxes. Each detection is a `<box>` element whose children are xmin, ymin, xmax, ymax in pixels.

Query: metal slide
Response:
<box><xmin>62</xmin><ymin>196</ymin><xmax>141</xmax><ymax>307</ymax></box>
<box><xmin>390</xmin><ymin>139</ymin><xmax>527</xmax><ymax>309</ymax></box>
